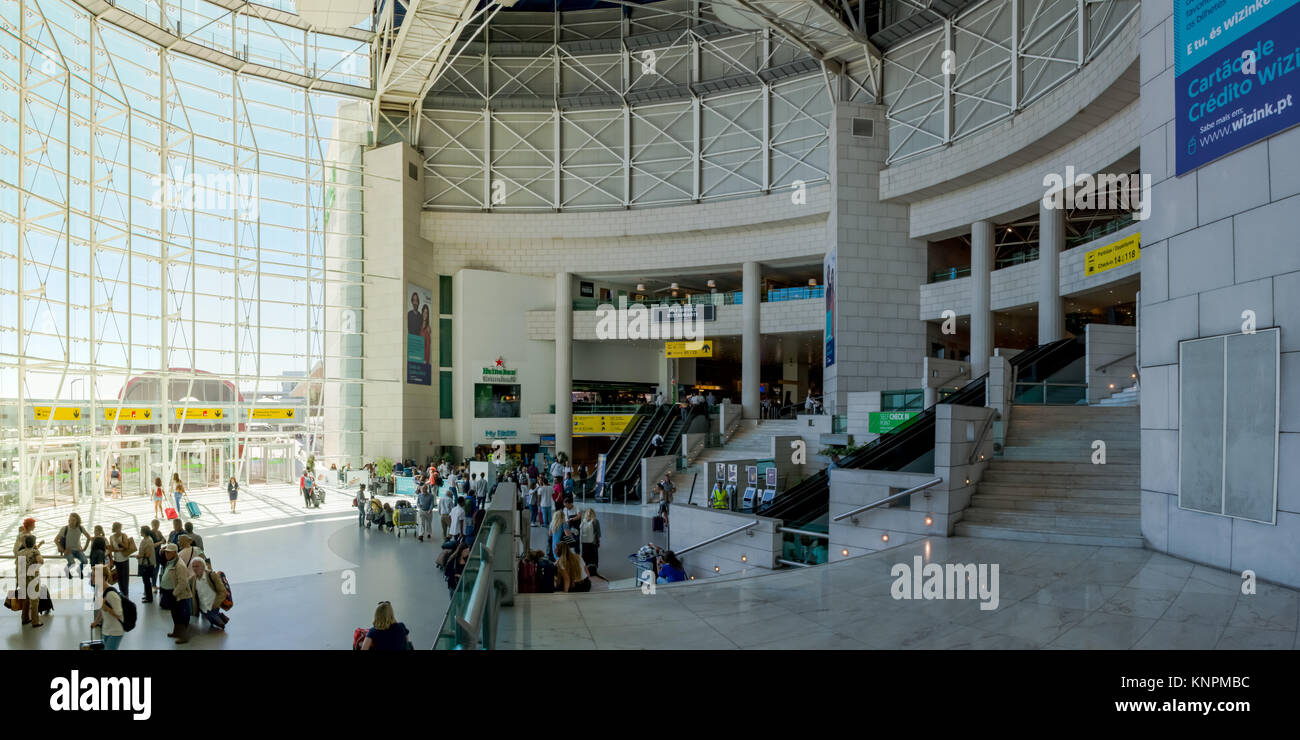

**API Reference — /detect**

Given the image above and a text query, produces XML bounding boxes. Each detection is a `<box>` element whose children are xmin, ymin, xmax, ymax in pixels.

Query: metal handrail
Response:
<box><xmin>967</xmin><ymin>411</ymin><xmax>996</xmax><ymax>466</ymax></box>
<box><xmin>777</xmin><ymin>526</ymin><xmax>829</xmax><ymax>539</ymax></box>
<box><xmin>832</xmin><ymin>478</ymin><xmax>943</xmax><ymax>522</ymax></box>
<box><xmin>674</xmin><ymin>519</ymin><xmax>759</xmax><ymax>556</ymax></box>
<box><xmin>777</xmin><ymin>559</ymin><xmax>812</xmax><ymax>568</ymax></box>
<box><xmin>1095</xmin><ymin>352</ymin><xmax>1136</xmax><ymax>373</ymax></box>
<box><xmin>454</xmin><ymin>523</ymin><xmax>501</xmax><ymax>650</ymax></box>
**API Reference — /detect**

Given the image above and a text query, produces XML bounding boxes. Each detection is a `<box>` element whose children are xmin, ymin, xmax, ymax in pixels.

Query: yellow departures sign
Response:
<box><xmin>33</xmin><ymin>406</ymin><xmax>82</xmax><ymax>421</ymax></box>
<box><xmin>1084</xmin><ymin>232</ymin><xmax>1140</xmax><ymax>276</ymax></box>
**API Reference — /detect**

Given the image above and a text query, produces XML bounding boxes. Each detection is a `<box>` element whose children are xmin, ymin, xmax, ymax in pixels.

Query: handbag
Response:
<box><xmin>159</xmin><ymin>589</ymin><xmax>175</xmax><ymax>610</ymax></box>
<box><xmin>4</xmin><ymin>594</ymin><xmax>21</xmax><ymax>612</ymax></box>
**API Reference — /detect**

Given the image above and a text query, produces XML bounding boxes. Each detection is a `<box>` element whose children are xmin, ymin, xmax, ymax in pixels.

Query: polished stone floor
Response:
<box><xmin>499</xmin><ymin>536</ymin><xmax>1300</xmax><ymax>649</ymax></box>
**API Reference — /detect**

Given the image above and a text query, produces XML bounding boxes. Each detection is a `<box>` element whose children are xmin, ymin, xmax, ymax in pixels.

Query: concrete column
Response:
<box><xmin>555</xmin><ymin>272</ymin><xmax>573</xmax><ymax>459</ymax></box>
<box><xmin>742</xmin><ymin>261</ymin><xmax>761</xmax><ymax>418</ymax></box>
<box><xmin>1037</xmin><ymin>201</ymin><xmax>1065</xmax><ymax>342</ymax></box>
<box><xmin>970</xmin><ymin>220</ymin><xmax>994</xmax><ymax>377</ymax></box>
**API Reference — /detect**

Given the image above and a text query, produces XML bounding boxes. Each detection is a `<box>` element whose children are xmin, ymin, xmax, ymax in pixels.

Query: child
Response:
<box><xmin>89</xmin><ymin>535</ymin><xmax>109</xmax><ymax>576</ymax></box>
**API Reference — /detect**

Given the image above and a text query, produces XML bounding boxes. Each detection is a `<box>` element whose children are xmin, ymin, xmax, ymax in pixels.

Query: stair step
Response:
<box><xmin>987</xmin><ymin>460</ymin><xmax>1140</xmax><ymax>474</ymax></box>
<box><xmin>970</xmin><ymin>494</ymin><xmax>1139</xmax><ymax>514</ymax></box>
<box><xmin>975</xmin><ymin>483</ymin><xmax>1140</xmax><ymax>499</ymax></box>
<box><xmin>963</xmin><ymin>507</ymin><xmax>1141</xmax><ymax>532</ymax></box>
<box><xmin>981</xmin><ymin>471</ymin><xmax>1139</xmax><ymax>487</ymax></box>
<box><xmin>999</xmin><ymin>450</ymin><xmax>1140</xmax><ymax>463</ymax></box>
<box><xmin>954</xmin><ymin>522</ymin><xmax>1146</xmax><ymax>548</ymax></box>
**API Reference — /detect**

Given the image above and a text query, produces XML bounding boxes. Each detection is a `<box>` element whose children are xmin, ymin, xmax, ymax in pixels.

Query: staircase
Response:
<box><xmin>955</xmin><ymin>405</ymin><xmax>1143</xmax><ymax>547</ymax></box>
<box><xmin>683</xmin><ymin>418</ymin><xmax>825</xmax><ymax>502</ymax></box>
<box><xmin>1095</xmin><ymin>382</ymin><xmax>1140</xmax><ymax>407</ymax></box>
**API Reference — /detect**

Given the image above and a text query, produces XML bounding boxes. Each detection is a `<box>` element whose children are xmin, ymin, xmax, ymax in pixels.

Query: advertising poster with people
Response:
<box><xmin>824</xmin><ymin>248</ymin><xmax>836</xmax><ymax>367</ymax></box>
<box><xmin>406</xmin><ymin>283</ymin><xmax>433</xmax><ymax>385</ymax></box>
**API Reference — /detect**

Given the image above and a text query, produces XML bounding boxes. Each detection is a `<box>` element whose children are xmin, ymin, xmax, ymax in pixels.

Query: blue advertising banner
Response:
<box><xmin>823</xmin><ymin>248</ymin><xmax>836</xmax><ymax>368</ymax></box>
<box><xmin>1175</xmin><ymin>0</ymin><xmax>1300</xmax><ymax>175</ymax></box>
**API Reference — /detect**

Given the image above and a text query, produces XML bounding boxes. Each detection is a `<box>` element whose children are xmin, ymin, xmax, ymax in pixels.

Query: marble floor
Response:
<box><xmin>498</xmin><ymin>536</ymin><xmax>1300</xmax><ymax>650</ymax></box>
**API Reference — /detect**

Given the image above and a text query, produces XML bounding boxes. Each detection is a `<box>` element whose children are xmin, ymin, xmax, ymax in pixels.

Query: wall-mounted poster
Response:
<box><xmin>406</xmin><ymin>283</ymin><xmax>433</xmax><ymax>385</ymax></box>
<box><xmin>728</xmin><ymin>464</ymin><xmax>738</xmax><ymax>482</ymax></box>
<box><xmin>580</xmin><ymin>281</ymin><xmax>595</xmax><ymax>297</ymax></box>
<box><xmin>824</xmin><ymin>248</ymin><xmax>836</xmax><ymax>367</ymax></box>
<box><xmin>747</xmin><ymin>466</ymin><xmax>757</xmax><ymax>486</ymax></box>
<box><xmin>715</xmin><ymin>464</ymin><xmax>725</xmax><ymax>481</ymax></box>
<box><xmin>765</xmin><ymin>467</ymin><xmax>777</xmax><ymax>488</ymax></box>
<box><xmin>1174</xmin><ymin>0</ymin><xmax>1300</xmax><ymax>175</ymax></box>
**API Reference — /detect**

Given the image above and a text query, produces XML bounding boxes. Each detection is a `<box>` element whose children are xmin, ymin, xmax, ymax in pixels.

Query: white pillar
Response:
<box><xmin>742</xmin><ymin>261</ymin><xmax>761</xmax><ymax>418</ymax></box>
<box><xmin>970</xmin><ymin>220</ymin><xmax>994</xmax><ymax>377</ymax></box>
<box><xmin>555</xmin><ymin>272</ymin><xmax>573</xmax><ymax>460</ymax></box>
<box><xmin>1038</xmin><ymin>201</ymin><xmax>1065</xmax><ymax>343</ymax></box>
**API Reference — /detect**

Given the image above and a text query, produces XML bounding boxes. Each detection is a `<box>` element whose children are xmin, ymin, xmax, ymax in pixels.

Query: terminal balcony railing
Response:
<box><xmin>571</xmin><ymin>285</ymin><xmax>823</xmax><ymax>311</ymax></box>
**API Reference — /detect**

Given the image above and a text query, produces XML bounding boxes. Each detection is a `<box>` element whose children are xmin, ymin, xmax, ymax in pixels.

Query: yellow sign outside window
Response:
<box><xmin>174</xmin><ymin>408</ymin><xmax>224</xmax><ymax>420</ymax></box>
<box><xmin>104</xmin><ymin>408</ymin><xmax>153</xmax><ymax>421</ymax></box>
<box><xmin>248</xmin><ymin>408</ymin><xmax>295</xmax><ymax>420</ymax></box>
<box><xmin>33</xmin><ymin>407</ymin><xmax>82</xmax><ymax>421</ymax></box>
<box><xmin>1084</xmin><ymin>233</ymin><xmax>1141</xmax><ymax>276</ymax></box>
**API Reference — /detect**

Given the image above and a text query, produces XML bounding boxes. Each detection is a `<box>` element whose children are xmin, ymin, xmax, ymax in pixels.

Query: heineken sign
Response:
<box><xmin>869</xmin><ymin>411</ymin><xmax>918</xmax><ymax>434</ymax></box>
<box><xmin>478</xmin><ymin>357</ymin><xmax>518</xmax><ymax>384</ymax></box>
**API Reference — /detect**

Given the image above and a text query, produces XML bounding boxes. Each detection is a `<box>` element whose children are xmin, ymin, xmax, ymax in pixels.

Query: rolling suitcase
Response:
<box><xmin>165</xmin><ymin>507</ymin><xmax>179</xmax><ymax>520</ymax></box>
<box><xmin>80</xmin><ymin>626</ymin><xmax>104</xmax><ymax>650</ymax></box>
<box><xmin>185</xmin><ymin>495</ymin><xmax>201</xmax><ymax>519</ymax></box>
<box><xmin>652</xmin><ymin>516</ymin><xmax>665</xmax><ymax>532</ymax></box>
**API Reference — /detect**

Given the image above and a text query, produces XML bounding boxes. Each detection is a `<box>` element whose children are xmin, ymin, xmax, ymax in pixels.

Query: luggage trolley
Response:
<box><xmin>629</xmin><ymin>545</ymin><xmax>661</xmax><ymax>590</ymax></box>
<box><xmin>393</xmin><ymin>505</ymin><xmax>418</xmax><ymax>537</ymax></box>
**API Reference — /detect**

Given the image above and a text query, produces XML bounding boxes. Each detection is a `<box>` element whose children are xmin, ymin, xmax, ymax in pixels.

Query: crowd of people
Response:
<box><xmin>8</xmin><ymin>508</ymin><xmax>233</xmax><ymax>649</ymax></box>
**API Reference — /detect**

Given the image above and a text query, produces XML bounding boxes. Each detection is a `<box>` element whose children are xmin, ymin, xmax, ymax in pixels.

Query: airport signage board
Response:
<box><xmin>104</xmin><ymin>408</ymin><xmax>154</xmax><ymax>421</ymax></box>
<box><xmin>665</xmin><ymin>340</ymin><xmax>713</xmax><ymax>358</ymax></box>
<box><xmin>1174</xmin><ymin>0</ymin><xmax>1300</xmax><ymax>175</ymax></box>
<box><xmin>479</xmin><ymin>357</ymin><xmax>518</xmax><ymax>384</ymax></box>
<box><xmin>174</xmin><ymin>408</ymin><xmax>225</xmax><ymax>420</ymax></box>
<box><xmin>248</xmin><ymin>408</ymin><xmax>295</xmax><ymax>420</ymax></box>
<box><xmin>573</xmin><ymin>415</ymin><xmax>634</xmax><ymax>435</ymax></box>
<box><xmin>869</xmin><ymin>411</ymin><xmax>919</xmax><ymax>433</ymax></box>
<box><xmin>1084</xmin><ymin>233</ymin><xmax>1141</xmax><ymax>276</ymax></box>
<box><xmin>33</xmin><ymin>406</ymin><xmax>82</xmax><ymax>421</ymax></box>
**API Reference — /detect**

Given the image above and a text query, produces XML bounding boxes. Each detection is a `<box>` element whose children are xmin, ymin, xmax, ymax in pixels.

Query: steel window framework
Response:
<box><xmin>0</xmin><ymin>0</ymin><xmax>385</xmax><ymax>513</ymax></box>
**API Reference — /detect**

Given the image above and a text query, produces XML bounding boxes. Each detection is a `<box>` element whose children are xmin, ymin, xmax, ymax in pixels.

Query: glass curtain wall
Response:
<box><xmin>0</xmin><ymin>0</ymin><xmax>382</xmax><ymax>512</ymax></box>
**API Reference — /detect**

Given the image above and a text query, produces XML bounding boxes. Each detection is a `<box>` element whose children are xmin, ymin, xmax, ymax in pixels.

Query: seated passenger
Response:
<box><xmin>656</xmin><ymin>550</ymin><xmax>686</xmax><ymax>584</ymax></box>
<box><xmin>360</xmin><ymin>601</ymin><xmax>410</xmax><ymax>651</ymax></box>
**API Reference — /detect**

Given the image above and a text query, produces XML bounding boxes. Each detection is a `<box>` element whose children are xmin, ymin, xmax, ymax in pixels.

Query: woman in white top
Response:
<box><xmin>90</xmin><ymin>565</ymin><xmax>125</xmax><ymax>650</ymax></box>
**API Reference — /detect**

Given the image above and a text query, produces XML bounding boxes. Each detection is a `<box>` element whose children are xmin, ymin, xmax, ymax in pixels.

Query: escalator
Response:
<box><xmin>763</xmin><ymin>338</ymin><xmax>1084</xmax><ymax>533</ymax></box>
<box><xmin>600</xmin><ymin>405</ymin><xmax>670</xmax><ymax>501</ymax></box>
<box><xmin>606</xmin><ymin>405</ymin><xmax>692</xmax><ymax>502</ymax></box>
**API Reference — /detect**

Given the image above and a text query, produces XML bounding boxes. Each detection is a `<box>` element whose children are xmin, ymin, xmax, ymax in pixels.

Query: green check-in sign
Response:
<box><xmin>869</xmin><ymin>411</ymin><xmax>918</xmax><ymax>434</ymax></box>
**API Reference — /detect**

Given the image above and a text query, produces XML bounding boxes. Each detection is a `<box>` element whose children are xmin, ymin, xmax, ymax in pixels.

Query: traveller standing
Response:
<box><xmin>580</xmin><ymin>508</ymin><xmax>604</xmax><ymax>580</ymax></box>
<box><xmin>548</xmin><ymin>511</ymin><xmax>566</xmax><ymax>560</ymax></box>
<box><xmin>170</xmin><ymin>473</ymin><xmax>184</xmax><ymax>514</ymax></box>
<box><xmin>57</xmin><ymin>513</ymin><xmax>91</xmax><ymax>579</ymax></box>
<box><xmin>14</xmin><ymin>534</ymin><xmax>43</xmax><ymax>627</ymax></box>
<box><xmin>437</xmin><ymin>485</ymin><xmax>453</xmax><ymax>540</ymax></box>
<box><xmin>649</xmin><ymin>431</ymin><xmax>664</xmax><ymax>458</ymax></box>
<box><xmin>356</xmin><ymin>483</ymin><xmax>368</xmax><ymax>528</ymax></box>
<box><xmin>136</xmin><ymin>525</ymin><xmax>157</xmax><ymax>604</ymax></box>
<box><xmin>168</xmin><ymin>544</ymin><xmax>194</xmax><ymax>644</ymax></box>
<box><xmin>90</xmin><ymin>565</ymin><xmax>125</xmax><ymax>649</ymax></box>
<box><xmin>416</xmin><ymin>485</ymin><xmax>435</xmax><ymax>542</ymax></box>
<box><xmin>448</xmin><ymin>496</ymin><xmax>467</xmax><ymax>544</ymax></box>
<box><xmin>152</xmin><ymin>476</ymin><xmax>165</xmax><ymax>519</ymax></box>
<box><xmin>107</xmin><ymin>522</ymin><xmax>135</xmax><ymax>598</ymax></box>
<box><xmin>227</xmin><ymin>476</ymin><xmax>239</xmax><ymax>514</ymax></box>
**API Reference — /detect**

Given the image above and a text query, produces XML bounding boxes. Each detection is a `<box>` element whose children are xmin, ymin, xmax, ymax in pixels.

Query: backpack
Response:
<box><xmin>535</xmin><ymin>559</ymin><xmax>557</xmax><ymax>594</ymax></box>
<box><xmin>517</xmin><ymin>559</ymin><xmax>537</xmax><ymax>594</ymax></box>
<box><xmin>217</xmin><ymin>571</ymin><xmax>233</xmax><ymax>610</ymax></box>
<box><xmin>107</xmin><ymin>588</ymin><xmax>137</xmax><ymax>632</ymax></box>
<box><xmin>56</xmin><ymin>526</ymin><xmax>67</xmax><ymax>551</ymax></box>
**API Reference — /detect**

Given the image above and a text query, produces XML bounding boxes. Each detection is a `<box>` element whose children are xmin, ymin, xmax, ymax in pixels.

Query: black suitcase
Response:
<box><xmin>652</xmin><ymin>516</ymin><xmax>665</xmax><ymax>532</ymax></box>
<box><xmin>80</xmin><ymin>626</ymin><xmax>104</xmax><ymax>651</ymax></box>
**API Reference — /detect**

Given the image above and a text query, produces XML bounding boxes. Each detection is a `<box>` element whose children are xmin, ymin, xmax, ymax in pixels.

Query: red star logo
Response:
<box><xmin>495</xmin><ymin>357</ymin><xmax>505</xmax><ymax>367</ymax></box>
